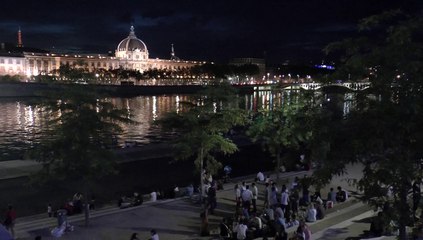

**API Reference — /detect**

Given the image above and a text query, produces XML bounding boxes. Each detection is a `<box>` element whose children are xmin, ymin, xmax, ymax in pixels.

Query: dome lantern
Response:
<box><xmin>116</xmin><ymin>26</ymin><xmax>149</xmax><ymax>60</ymax></box>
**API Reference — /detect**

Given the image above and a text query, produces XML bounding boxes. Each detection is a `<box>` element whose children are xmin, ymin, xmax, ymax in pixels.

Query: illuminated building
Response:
<box><xmin>0</xmin><ymin>26</ymin><xmax>204</xmax><ymax>77</ymax></box>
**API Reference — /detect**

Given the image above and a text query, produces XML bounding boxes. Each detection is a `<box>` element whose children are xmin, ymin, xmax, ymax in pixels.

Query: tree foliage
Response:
<box><xmin>28</xmin><ymin>86</ymin><xmax>131</xmax><ymax>225</ymax></box>
<box><xmin>29</xmin><ymin>86</ymin><xmax>130</xmax><ymax>183</ymax></box>
<box><xmin>158</xmin><ymin>80</ymin><xmax>247</xmax><ymax>176</ymax></box>
<box><xmin>0</xmin><ymin>74</ymin><xmax>22</xmax><ymax>83</ymax></box>
<box><xmin>247</xmin><ymin>91</ymin><xmax>315</xmax><ymax>178</ymax></box>
<box><xmin>55</xmin><ymin>62</ymin><xmax>96</xmax><ymax>83</ymax></box>
<box><xmin>321</xmin><ymin>10</ymin><xmax>423</xmax><ymax>238</ymax></box>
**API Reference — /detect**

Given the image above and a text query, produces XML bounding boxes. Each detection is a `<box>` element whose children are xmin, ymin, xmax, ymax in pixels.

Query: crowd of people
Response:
<box><xmin>213</xmin><ymin>172</ymin><xmax>351</xmax><ymax>240</ymax></box>
<box><xmin>2</xmin><ymin>169</ymin><xmax>353</xmax><ymax>240</ymax></box>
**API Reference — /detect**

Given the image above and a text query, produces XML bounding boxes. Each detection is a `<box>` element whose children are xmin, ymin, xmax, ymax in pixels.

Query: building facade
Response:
<box><xmin>0</xmin><ymin>26</ymin><xmax>203</xmax><ymax>78</ymax></box>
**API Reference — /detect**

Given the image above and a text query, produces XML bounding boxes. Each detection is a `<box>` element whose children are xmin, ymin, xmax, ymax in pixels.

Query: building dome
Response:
<box><xmin>117</xmin><ymin>26</ymin><xmax>147</xmax><ymax>52</ymax></box>
<box><xmin>115</xmin><ymin>26</ymin><xmax>149</xmax><ymax>63</ymax></box>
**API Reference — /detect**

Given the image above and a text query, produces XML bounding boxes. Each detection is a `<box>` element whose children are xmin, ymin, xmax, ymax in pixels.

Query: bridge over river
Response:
<box><xmin>282</xmin><ymin>81</ymin><xmax>371</xmax><ymax>91</ymax></box>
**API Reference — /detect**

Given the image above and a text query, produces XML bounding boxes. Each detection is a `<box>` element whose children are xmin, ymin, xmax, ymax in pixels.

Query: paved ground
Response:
<box><xmin>7</xmin><ymin>163</ymin><xmax>398</xmax><ymax>240</ymax></box>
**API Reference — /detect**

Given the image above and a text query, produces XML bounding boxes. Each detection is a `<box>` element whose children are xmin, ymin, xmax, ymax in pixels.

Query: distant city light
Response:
<box><xmin>315</xmin><ymin>64</ymin><xmax>335</xmax><ymax>70</ymax></box>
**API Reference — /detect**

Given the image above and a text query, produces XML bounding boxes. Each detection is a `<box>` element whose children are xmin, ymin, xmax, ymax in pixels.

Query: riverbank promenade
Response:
<box><xmin>10</xmin><ymin>165</ymin><xmax>396</xmax><ymax>240</ymax></box>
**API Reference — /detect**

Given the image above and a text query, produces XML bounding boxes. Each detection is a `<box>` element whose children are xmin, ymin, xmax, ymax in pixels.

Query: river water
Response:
<box><xmin>0</xmin><ymin>90</ymin><xmax>293</xmax><ymax>161</ymax></box>
<box><xmin>0</xmin><ymin>89</ymin><xmax>353</xmax><ymax>161</ymax></box>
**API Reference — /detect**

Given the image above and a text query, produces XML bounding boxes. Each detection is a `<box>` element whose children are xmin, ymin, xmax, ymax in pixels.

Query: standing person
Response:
<box><xmin>280</xmin><ymin>185</ymin><xmax>289</xmax><ymax>212</ymax></box>
<box><xmin>241</xmin><ymin>182</ymin><xmax>247</xmax><ymax>193</ymax></box>
<box><xmin>270</xmin><ymin>186</ymin><xmax>278</xmax><ymax>209</ymax></box>
<box><xmin>291</xmin><ymin>176</ymin><xmax>300</xmax><ymax>190</ymax></box>
<box><xmin>4</xmin><ymin>205</ymin><xmax>16</xmax><ymax>238</ymax></box>
<box><xmin>208</xmin><ymin>184</ymin><xmax>217</xmax><ymax>214</ymax></box>
<box><xmin>150</xmin><ymin>229</ymin><xmax>159</xmax><ymax>240</ymax></box>
<box><xmin>327</xmin><ymin>188</ymin><xmax>336</xmax><ymax>202</ymax></box>
<box><xmin>47</xmin><ymin>203</ymin><xmax>52</xmax><ymax>217</ymax></box>
<box><xmin>290</xmin><ymin>189</ymin><xmax>299</xmax><ymax>215</ymax></box>
<box><xmin>72</xmin><ymin>192</ymin><xmax>83</xmax><ymax>213</ymax></box>
<box><xmin>234</xmin><ymin>184</ymin><xmax>241</xmax><ymax>210</ymax></box>
<box><xmin>252</xmin><ymin>182</ymin><xmax>258</xmax><ymax>213</ymax></box>
<box><xmin>241</xmin><ymin>185</ymin><xmax>253</xmax><ymax>213</ymax></box>
<box><xmin>264</xmin><ymin>183</ymin><xmax>270</xmax><ymax>208</ymax></box>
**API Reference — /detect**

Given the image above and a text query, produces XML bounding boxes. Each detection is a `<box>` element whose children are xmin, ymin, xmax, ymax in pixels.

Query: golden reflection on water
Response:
<box><xmin>0</xmin><ymin>91</ymin><xmax>294</xmax><ymax>159</ymax></box>
<box><xmin>110</xmin><ymin>95</ymin><xmax>190</xmax><ymax>144</ymax></box>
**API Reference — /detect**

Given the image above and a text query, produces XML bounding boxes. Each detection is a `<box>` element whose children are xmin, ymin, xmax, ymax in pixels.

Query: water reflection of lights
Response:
<box><xmin>152</xmin><ymin>96</ymin><xmax>157</xmax><ymax>121</ymax></box>
<box><xmin>0</xmin><ymin>91</ymin><xmax>315</xmax><ymax>160</ymax></box>
<box><xmin>24</xmin><ymin>105</ymin><xmax>34</xmax><ymax>131</ymax></box>
<box><xmin>176</xmin><ymin>95</ymin><xmax>180</xmax><ymax>113</ymax></box>
<box><xmin>16</xmin><ymin>102</ymin><xmax>22</xmax><ymax>126</ymax></box>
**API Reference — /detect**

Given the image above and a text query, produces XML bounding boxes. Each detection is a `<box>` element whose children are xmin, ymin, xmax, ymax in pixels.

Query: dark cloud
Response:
<box><xmin>0</xmin><ymin>0</ymin><xmax>420</xmax><ymax>63</ymax></box>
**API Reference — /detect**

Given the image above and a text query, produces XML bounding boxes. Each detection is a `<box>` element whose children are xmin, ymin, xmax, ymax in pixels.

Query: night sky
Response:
<box><xmin>0</xmin><ymin>0</ymin><xmax>421</xmax><ymax>64</ymax></box>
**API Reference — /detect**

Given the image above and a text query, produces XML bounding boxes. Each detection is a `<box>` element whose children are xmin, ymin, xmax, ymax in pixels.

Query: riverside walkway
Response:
<box><xmin>10</xmin><ymin>165</ymin><xmax>396</xmax><ymax>240</ymax></box>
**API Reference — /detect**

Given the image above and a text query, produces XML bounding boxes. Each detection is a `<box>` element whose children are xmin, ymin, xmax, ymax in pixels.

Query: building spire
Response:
<box><xmin>129</xmin><ymin>25</ymin><xmax>136</xmax><ymax>38</ymax></box>
<box><xmin>17</xmin><ymin>27</ymin><xmax>23</xmax><ymax>48</ymax></box>
<box><xmin>170</xmin><ymin>43</ymin><xmax>179</xmax><ymax>60</ymax></box>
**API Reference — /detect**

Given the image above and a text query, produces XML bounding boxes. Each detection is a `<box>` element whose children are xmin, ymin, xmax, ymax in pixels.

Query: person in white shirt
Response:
<box><xmin>257</xmin><ymin>172</ymin><xmax>265</xmax><ymax>182</ymax></box>
<box><xmin>241</xmin><ymin>181</ymin><xmax>247</xmax><ymax>192</ymax></box>
<box><xmin>150</xmin><ymin>191</ymin><xmax>157</xmax><ymax>202</ymax></box>
<box><xmin>251</xmin><ymin>182</ymin><xmax>258</xmax><ymax>212</ymax></box>
<box><xmin>306</xmin><ymin>203</ymin><xmax>317</xmax><ymax>222</ymax></box>
<box><xmin>241</xmin><ymin>185</ymin><xmax>254</xmax><ymax>213</ymax></box>
<box><xmin>280</xmin><ymin>185</ymin><xmax>289</xmax><ymax>212</ymax></box>
<box><xmin>236</xmin><ymin>220</ymin><xmax>248</xmax><ymax>240</ymax></box>
<box><xmin>269</xmin><ymin>186</ymin><xmax>278</xmax><ymax>209</ymax></box>
<box><xmin>150</xmin><ymin>229</ymin><xmax>159</xmax><ymax>240</ymax></box>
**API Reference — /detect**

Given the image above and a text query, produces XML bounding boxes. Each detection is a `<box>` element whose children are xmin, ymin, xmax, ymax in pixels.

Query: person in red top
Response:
<box><xmin>4</xmin><ymin>205</ymin><xmax>16</xmax><ymax>238</ymax></box>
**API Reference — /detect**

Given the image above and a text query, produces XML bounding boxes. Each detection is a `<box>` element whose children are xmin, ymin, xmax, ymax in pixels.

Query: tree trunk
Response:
<box><xmin>199</xmin><ymin>146</ymin><xmax>209</xmax><ymax>235</ymax></box>
<box><xmin>200</xmin><ymin>147</ymin><xmax>204</xmax><ymax>204</ymax></box>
